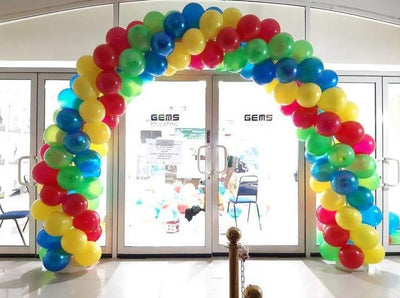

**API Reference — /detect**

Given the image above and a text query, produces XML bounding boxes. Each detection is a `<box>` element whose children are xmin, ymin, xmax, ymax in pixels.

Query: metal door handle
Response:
<box><xmin>18</xmin><ymin>155</ymin><xmax>35</xmax><ymax>186</ymax></box>
<box><xmin>197</xmin><ymin>145</ymin><xmax>209</xmax><ymax>174</ymax></box>
<box><xmin>215</xmin><ymin>145</ymin><xmax>227</xmax><ymax>174</ymax></box>
<box><xmin>383</xmin><ymin>157</ymin><xmax>400</xmax><ymax>187</ymax></box>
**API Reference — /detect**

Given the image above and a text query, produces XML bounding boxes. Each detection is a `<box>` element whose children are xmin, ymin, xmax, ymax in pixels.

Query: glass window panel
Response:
<box><xmin>0</xmin><ymin>80</ymin><xmax>31</xmax><ymax>246</ymax></box>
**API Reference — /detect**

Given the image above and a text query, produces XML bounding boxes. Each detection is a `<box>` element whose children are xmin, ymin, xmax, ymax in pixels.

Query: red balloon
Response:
<box><xmin>292</xmin><ymin>106</ymin><xmax>318</xmax><ymax>128</ymax></box>
<box><xmin>280</xmin><ymin>100</ymin><xmax>300</xmax><ymax>116</ymax></box>
<box><xmin>189</xmin><ymin>54</ymin><xmax>205</xmax><ymax>70</ymax></box>
<box><xmin>39</xmin><ymin>144</ymin><xmax>50</xmax><ymax>160</ymax></box>
<box><xmin>103</xmin><ymin>114</ymin><xmax>120</xmax><ymax>130</ymax></box>
<box><xmin>315</xmin><ymin>112</ymin><xmax>342</xmax><ymax>136</ymax></box>
<box><xmin>127</xmin><ymin>20</ymin><xmax>143</xmax><ymax>31</ymax></box>
<box><xmin>40</xmin><ymin>184</ymin><xmax>67</xmax><ymax>206</ymax></box>
<box><xmin>99</xmin><ymin>93</ymin><xmax>126</xmax><ymax>116</ymax></box>
<box><xmin>86</xmin><ymin>225</ymin><xmax>103</xmax><ymax>241</ymax></box>
<box><xmin>106</xmin><ymin>27</ymin><xmax>130</xmax><ymax>55</ymax></box>
<box><xmin>201</xmin><ymin>40</ymin><xmax>224</xmax><ymax>69</ymax></box>
<box><xmin>96</xmin><ymin>71</ymin><xmax>122</xmax><ymax>94</ymax></box>
<box><xmin>258</xmin><ymin>18</ymin><xmax>281</xmax><ymax>42</ymax></box>
<box><xmin>316</xmin><ymin>219</ymin><xmax>324</xmax><ymax>231</ymax></box>
<box><xmin>216</xmin><ymin>27</ymin><xmax>240</xmax><ymax>53</ymax></box>
<box><xmin>93</xmin><ymin>44</ymin><xmax>118</xmax><ymax>71</ymax></box>
<box><xmin>32</xmin><ymin>161</ymin><xmax>59</xmax><ymax>185</ymax></box>
<box><xmin>236</xmin><ymin>14</ymin><xmax>261</xmax><ymax>42</ymax></box>
<box><xmin>62</xmin><ymin>193</ymin><xmax>88</xmax><ymax>217</ymax></box>
<box><xmin>316</xmin><ymin>206</ymin><xmax>336</xmax><ymax>225</ymax></box>
<box><xmin>73</xmin><ymin>210</ymin><xmax>100</xmax><ymax>233</ymax></box>
<box><xmin>335</xmin><ymin>121</ymin><xmax>365</xmax><ymax>146</ymax></box>
<box><xmin>323</xmin><ymin>224</ymin><xmax>350</xmax><ymax>247</ymax></box>
<box><xmin>339</xmin><ymin>245</ymin><xmax>364</xmax><ymax>269</ymax></box>
<box><xmin>352</xmin><ymin>134</ymin><xmax>375</xmax><ymax>155</ymax></box>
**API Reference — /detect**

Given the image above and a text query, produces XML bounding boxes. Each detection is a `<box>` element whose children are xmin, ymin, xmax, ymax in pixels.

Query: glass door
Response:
<box><xmin>213</xmin><ymin>76</ymin><xmax>305</xmax><ymax>254</ymax></box>
<box><xmin>0</xmin><ymin>73</ymin><xmax>37</xmax><ymax>253</ymax></box>
<box><xmin>118</xmin><ymin>75</ymin><xmax>212</xmax><ymax>255</ymax></box>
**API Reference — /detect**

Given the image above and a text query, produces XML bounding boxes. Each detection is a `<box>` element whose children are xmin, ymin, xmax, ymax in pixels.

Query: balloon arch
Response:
<box><xmin>30</xmin><ymin>3</ymin><xmax>383</xmax><ymax>272</ymax></box>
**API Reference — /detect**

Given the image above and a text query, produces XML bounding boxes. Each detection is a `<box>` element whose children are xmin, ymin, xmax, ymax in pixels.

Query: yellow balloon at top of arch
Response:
<box><xmin>83</xmin><ymin>122</ymin><xmax>111</xmax><ymax>145</ymax></box>
<box><xmin>265</xmin><ymin>79</ymin><xmax>278</xmax><ymax>94</ymax></box>
<box><xmin>222</xmin><ymin>7</ymin><xmax>242</xmax><ymax>28</ymax></box>
<box><xmin>76</xmin><ymin>55</ymin><xmax>101</xmax><ymax>78</ymax></box>
<box><xmin>296</xmin><ymin>83</ymin><xmax>322</xmax><ymax>108</ymax></box>
<box><xmin>337</xmin><ymin>101</ymin><xmax>359</xmax><ymax>122</ymax></box>
<box><xmin>318</xmin><ymin>87</ymin><xmax>347</xmax><ymax>112</ymax></box>
<box><xmin>73</xmin><ymin>76</ymin><xmax>98</xmax><ymax>101</ymax></box>
<box><xmin>199</xmin><ymin>10</ymin><xmax>223</xmax><ymax>40</ymax></box>
<box><xmin>167</xmin><ymin>42</ymin><xmax>191</xmax><ymax>71</ymax></box>
<box><xmin>182</xmin><ymin>28</ymin><xmax>206</xmax><ymax>55</ymax></box>
<box><xmin>309</xmin><ymin>177</ymin><xmax>330</xmax><ymax>193</ymax></box>
<box><xmin>90</xmin><ymin>142</ymin><xmax>108</xmax><ymax>157</ymax></box>
<box><xmin>273</xmin><ymin>81</ymin><xmax>298</xmax><ymax>105</ymax></box>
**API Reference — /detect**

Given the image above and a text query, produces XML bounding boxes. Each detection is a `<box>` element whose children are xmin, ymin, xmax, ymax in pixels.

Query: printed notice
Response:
<box><xmin>146</xmin><ymin>139</ymin><xmax>182</xmax><ymax>165</ymax></box>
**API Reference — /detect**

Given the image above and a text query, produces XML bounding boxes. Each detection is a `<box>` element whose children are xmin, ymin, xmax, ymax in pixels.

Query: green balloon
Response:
<box><xmin>391</xmin><ymin>230</ymin><xmax>400</xmax><ymax>244</ymax></box>
<box><xmin>88</xmin><ymin>198</ymin><xmax>100</xmax><ymax>211</ymax></box>
<box><xmin>216</xmin><ymin>62</ymin><xmax>227</xmax><ymax>72</ymax></box>
<box><xmin>119</xmin><ymin>49</ymin><xmax>145</xmax><ymax>76</ymax></box>
<box><xmin>327</xmin><ymin>143</ymin><xmax>355</xmax><ymax>168</ymax></box>
<box><xmin>128</xmin><ymin>25</ymin><xmax>152</xmax><ymax>52</ymax></box>
<box><xmin>306</xmin><ymin>132</ymin><xmax>332</xmax><ymax>156</ymax></box>
<box><xmin>53</xmin><ymin>108</ymin><xmax>61</xmax><ymax>123</ymax></box>
<box><xmin>143</xmin><ymin>11</ymin><xmax>165</xmax><ymax>34</ymax></box>
<box><xmin>316</xmin><ymin>230</ymin><xmax>324</xmax><ymax>246</ymax></box>
<box><xmin>119</xmin><ymin>72</ymin><xmax>143</xmax><ymax>100</ymax></box>
<box><xmin>319</xmin><ymin>241</ymin><xmax>340</xmax><ymax>261</ymax></box>
<box><xmin>43</xmin><ymin>124</ymin><xmax>66</xmax><ymax>146</ymax></box>
<box><xmin>223</xmin><ymin>47</ymin><xmax>248</xmax><ymax>73</ymax></box>
<box><xmin>57</xmin><ymin>166</ymin><xmax>83</xmax><ymax>190</ymax></box>
<box><xmin>244</xmin><ymin>38</ymin><xmax>269</xmax><ymax>64</ymax></box>
<box><xmin>39</xmin><ymin>247</ymin><xmax>47</xmax><ymax>261</ymax></box>
<box><xmin>291</xmin><ymin>40</ymin><xmax>313</xmax><ymax>62</ymax></box>
<box><xmin>296</xmin><ymin>127</ymin><xmax>315</xmax><ymax>142</ymax></box>
<box><xmin>268</xmin><ymin>33</ymin><xmax>294</xmax><ymax>60</ymax></box>
<box><xmin>359</xmin><ymin>171</ymin><xmax>381</xmax><ymax>190</ymax></box>
<box><xmin>44</xmin><ymin>145</ymin><xmax>73</xmax><ymax>169</ymax></box>
<box><xmin>77</xmin><ymin>177</ymin><xmax>103</xmax><ymax>200</ymax></box>
<box><xmin>347</xmin><ymin>154</ymin><xmax>377</xmax><ymax>178</ymax></box>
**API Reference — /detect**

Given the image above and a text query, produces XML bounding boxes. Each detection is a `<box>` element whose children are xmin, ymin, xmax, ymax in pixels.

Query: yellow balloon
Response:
<box><xmin>362</xmin><ymin>243</ymin><xmax>385</xmax><ymax>264</ymax></box>
<box><xmin>90</xmin><ymin>142</ymin><xmax>109</xmax><ymax>157</ymax></box>
<box><xmin>74</xmin><ymin>241</ymin><xmax>102</xmax><ymax>267</ymax></box>
<box><xmin>61</xmin><ymin>229</ymin><xmax>88</xmax><ymax>254</ymax></box>
<box><xmin>31</xmin><ymin>200</ymin><xmax>62</xmax><ymax>221</ymax></box>
<box><xmin>265</xmin><ymin>79</ymin><xmax>278</xmax><ymax>94</ymax></box>
<box><xmin>296</xmin><ymin>83</ymin><xmax>322</xmax><ymax>107</ymax></box>
<box><xmin>318</xmin><ymin>87</ymin><xmax>347</xmax><ymax>112</ymax></box>
<box><xmin>83</xmin><ymin>122</ymin><xmax>111</xmax><ymax>145</ymax></box>
<box><xmin>164</xmin><ymin>65</ymin><xmax>176</xmax><ymax>77</ymax></box>
<box><xmin>43</xmin><ymin>124</ymin><xmax>66</xmax><ymax>146</ymax></box>
<box><xmin>309</xmin><ymin>177</ymin><xmax>331</xmax><ymax>193</ymax></box>
<box><xmin>350</xmin><ymin>224</ymin><xmax>379</xmax><ymax>250</ymax></box>
<box><xmin>199</xmin><ymin>10</ymin><xmax>223</xmax><ymax>40</ymax></box>
<box><xmin>182</xmin><ymin>29</ymin><xmax>206</xmax><ymax>55</ymax></box>
<box><xmin>167</xmin><ymin>42</ymin><xmax>191</xmax><ymax>71</ymax></box>
<box><xmin>44</xmin><ymin>211</ymin><xmax>72</xmax><ymax>236</ymax></box>
<box><xmin>337</xmin><ymin>101</ymin><xmax>359</xmax><ymax>122</ymax></box>
<box><xmin>73</xmin><ymin>76</ymin><xmax>97</xmax><ymax>101</ymax></box>
<box><xmin>79</xmin><ymin>99</ymin><xmax>106</xmax><ymax>123</ymax></box>
<box><xmin>320</xmin><ymin>188</ymin><xmax>346</xmax><ymax>211</ymax></box>
<box><xmin>222</xmin><ymin>7</ymin><xmax>242</xmax><ymax>28</ymax></box>
<box><xmin>335</xmin><ymin>206</ymin><xmax>362</xmax><ymax>230</ymax></box>
<box><xmin>273</xmin><ymin>82</ymin><xmax>298</xmax><ymax>105</ymax></box>
<box><xmin>76</xmin><ymin>55</ymin><xmax>101</xmax><ymax>78</ymax></box>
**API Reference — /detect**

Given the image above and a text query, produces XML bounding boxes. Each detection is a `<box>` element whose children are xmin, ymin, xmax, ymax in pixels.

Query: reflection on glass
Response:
<box><xmin>218</xmin><ymin>81</ymin><xmax>298</xmax><ymax>245</ymax></box>
<box><xmin>124</xmin><ymin>81</ymin><xmax>206</xmax><ymax>247</ymax></box>
<box><xmin>387</xmin><ymin>84</ymin><xmax>400</xmax><ymax>245</ymax></box>
<box><xmin>0</xmin><ymin>80</ymin><xmax>31</xmax><ymax>246</ymax></box>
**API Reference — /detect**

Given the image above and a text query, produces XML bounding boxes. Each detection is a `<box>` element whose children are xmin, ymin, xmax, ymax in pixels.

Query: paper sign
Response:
<box><xmin>146</xmin><ymin>139</ymin><xmax>182</xmax><ymax>165</ymax></box>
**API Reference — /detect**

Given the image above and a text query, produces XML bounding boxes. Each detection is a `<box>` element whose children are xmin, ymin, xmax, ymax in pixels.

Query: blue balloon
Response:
<box><xmin>316</xmin><ymin>69</ymin><xmax>338</xmax><ymax>91</ymax></box>
<box><xmin>389</xmin><ymin>211</ymin><xmax>400</xmax><ymax>234</ymax></box>
<box><xmin>151</xmin><ymin>32</ymin><xmax>174</xmax><ymax>56</ymax></box>
<box><xmin>63</xmin><ymin>131</ymin><xmax>91</xmax><ymax>154</ymax></box>
<box><xmin>360</xmin><ymin>205</ymin><xmax>382</xmax><ymax>226</ymax></box>
<box><xmin>252</xmin><ymin>59</ymin><xmax>275</xmax><ymax>85</ymax></box>
<box><xmin>331</xmin><ymin>170</ymin><xmax>359</xmax><ymax>195</ymax></box>
<box><xmin>36</xmin><ymin>229</ymin><xmax>61</xmax><ymax>250</ymax></box>
<box><xmin>82</xmin><ymin>167</ymin><xmax>101</xmax><ymax>178</ymax></box>
<box><xmin>297</xmin><ymin>57</ymin><xmax>324</xmax><ymax>83</ymax></box>
<box><xmin>139</xmin><ymin>70</ymin><xmax>155</xmax><ymax>84</ymax></box>
<box><xmin>239</xmin><ymin>63</ymin><xmax>254</xmax><ymax>80</ymax></box>
<box><xmin>219</xmin><ymin>183</ymin><xmax>226</xmax><ymax>195</ymax></box>
<box><xmin>164</xmin><ymin>12</ymin><xmax>188</xmax><ymax>39</ymax></box>
<box><xmin>56</xmin><ymin>108</ymin><xmax>83</xmax><ymax>133</ymax></box>
<box><xmin>182</xmin><ymin>2</ymin><xmax>204</xmax><ymax>28</ymax></box>
<box><xmin>144</xmin><ymin>51</ymin><xmax>168</xmax><ymax>76</ymax></box>
<box><xmin>206</xmin><ymin>6</ymin><xmax>223</xmax><ymax>13</ymax></box>
<box><xmin>58</xmin><ymin>88</ymin><xmax>82</xmax><ymax>110</ymax></box>
<box><xmin>74</xmin><ymin>149</ymin><xmax>101</xmax><ymax>173</ymax></box>
<box><xmin>43</xmin><ymin>248</ymin><xmax>71</xmax><ymax>272</ymax></box>
<box><xmin>310</xmin><ymin>157</ymin><xmax>337</xmax><ymax>182</ymax></box>
<box><xmin>275</xmin><ymin>58</ymin><xmax>298</xmax><ymax>83</ymax></box>
<box><xmin>69</xmin><ymin>74</ymin><xmax>79</xmax><ymax>89</ymax></box>
<box><xmin>228</xmin><ymin>204</ymin><xmax>242</xmax><ymax>219</ymax></box>
<box><xmin>346</xmin><ymin>186</ymin><xmax>374</xmax><ymax>210</ymax></box>
<box><xmin>305</xmin><ymin>151</ymin><xmax>326</xmax><ymax>164</ymax></box>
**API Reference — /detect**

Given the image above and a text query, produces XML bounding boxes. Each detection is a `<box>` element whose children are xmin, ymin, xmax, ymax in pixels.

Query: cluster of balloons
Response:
<box><xmin>389</xmin><ymin>211</ymin><xmax>400</xmax><ymax>244</ymax></box>
<box><xmin>30</xmin><ymin>2</ymin><xmax>385</xmax><ymax>271</ymax></box>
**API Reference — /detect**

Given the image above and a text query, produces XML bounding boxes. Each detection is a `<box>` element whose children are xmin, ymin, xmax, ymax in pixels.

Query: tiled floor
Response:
<box><xmin>1</xmin><ymin>256</ymin><xmax>400</xmax><ymax>297</ymax></box>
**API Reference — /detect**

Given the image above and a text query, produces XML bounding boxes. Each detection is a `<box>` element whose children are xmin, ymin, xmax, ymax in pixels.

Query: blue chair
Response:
<box><xmin>0</xmin><ymin>186</ymin><xmax>29</xmax><ymax>246</ymax></box>
<box><xmin>227</xmin><ymin>175</ymin><xmax>262</xmax><ymax>230</ymax></box>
